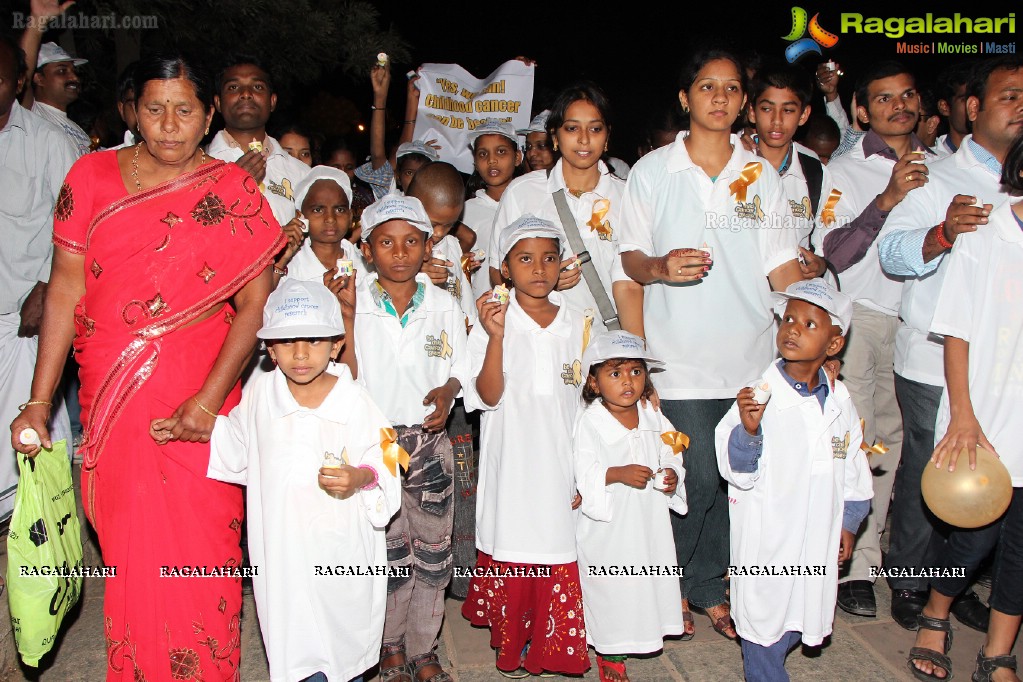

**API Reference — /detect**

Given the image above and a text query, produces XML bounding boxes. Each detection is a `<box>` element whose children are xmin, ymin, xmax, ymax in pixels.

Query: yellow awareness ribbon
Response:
<box><xmin>460</xmin><ymin>253</ymin><xmax>473</xmax><ymax>281</ymax></box>
<box><xmin>581</xmin><ymin>311</ymin><xmax>594</xmax><ymax>355</ymax></box>
<box><xmin>859</xmin><ymin>419</ymin><xmax>890</xmax><ymax>456</ymax></box>
<box><xmin>587</xmin><ymin>199</ymin><xmax>613</xmax><ymax>240</ymax></box>
<box><xmin>729</xmin><ymin>162</ymin><xmax>762</xmax><ymax>203</ymax></box>
<box><xmin>661</xmin><ymin>431</ymin><xmax>691</xmax><ymax>455</ymax></box>
<box><xmin>752</xmin><ymin>194</ymin><xmax>764</xmax><ymax>221</ymax></box>
<box><xmin>821</xmin><ymin>189</ymin><xmax>843</xmax><ymax>226</ymax></box>
<box><xmin>380</xmin><ymin>428</ymin><xmax>411</xmax><ymax>476</ymax></box>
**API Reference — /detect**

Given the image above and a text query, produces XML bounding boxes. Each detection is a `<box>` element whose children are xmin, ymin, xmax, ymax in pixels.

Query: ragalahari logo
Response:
<box><xmin>783</xmin><ymin>7</ymin><xmax>839</xmax><ymax>63</ymax></box>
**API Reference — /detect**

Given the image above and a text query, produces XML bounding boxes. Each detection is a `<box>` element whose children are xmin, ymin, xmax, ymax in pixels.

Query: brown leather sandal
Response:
<box><xmin>409</xmin><ymin>652</ymin><xmax>453</xmax><ymax>682</ymax></box>
<box><xmin>971</xmin><ymin>646</ymin><xmax>1016</xmax><ymax>682</ymax></box>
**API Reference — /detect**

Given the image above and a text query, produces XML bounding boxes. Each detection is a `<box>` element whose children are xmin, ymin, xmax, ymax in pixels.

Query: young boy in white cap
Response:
<box><xmin>574</xmin><ymin>330</ymin><xmax>688</xmax><ymax>681</ymax></box>
<box><xmin>346</xmin><ymin>192</ymin><xmax>468</xmax><ymax>682</ymax></box>
<box><xmin>207</xmin><ymin>278</ymin><xmax>400</xmax><ymax>682</ymax></box>
<box><xmin>460</xmin><ymin>214</ymin><xmax>591</xmax><ymax>677</ymax></box>
<box><xmin>715</xmin><ymin>278</ymin><xmax>873</xmax><ymax>681</ymax></box>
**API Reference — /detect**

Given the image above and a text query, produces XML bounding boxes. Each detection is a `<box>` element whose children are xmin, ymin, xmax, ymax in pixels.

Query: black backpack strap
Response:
<box><xmin>798</xmin><ymin>152</ymin><xmax>823</xmax><ymax>218</ymax></box>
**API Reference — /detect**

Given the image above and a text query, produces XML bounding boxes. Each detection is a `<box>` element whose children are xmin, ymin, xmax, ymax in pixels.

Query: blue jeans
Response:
<box><xmin>741</xmin><ymin>631</ymin><xmax>802</xmax><ymax>682</ymax></box>
<box><xmin>885</xmin><ymin>374</ymin><xmax>944</xmax><ymax>591</ymax></box>
<box><xmin>661</xmin><ymin>398</ymin><xmax>733</xmax><ymax>608</ymax></box>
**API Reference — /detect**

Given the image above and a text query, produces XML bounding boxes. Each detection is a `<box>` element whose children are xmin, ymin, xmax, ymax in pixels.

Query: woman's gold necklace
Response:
<box><xmin>131</xmin><ymin>142</ymin><xmax>207</xmax><ymax>191</ymax></box>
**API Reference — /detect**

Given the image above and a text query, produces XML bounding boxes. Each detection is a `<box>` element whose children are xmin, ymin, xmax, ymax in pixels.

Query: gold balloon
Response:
<box><xmin>921</xmin><ymin>446</ymin><xmax>1013</xmax><ymax>529</ymax></box>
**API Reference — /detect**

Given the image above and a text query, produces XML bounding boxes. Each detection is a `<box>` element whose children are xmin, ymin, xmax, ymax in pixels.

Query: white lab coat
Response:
<box><xmin>574</xmin><ymin>401</ymin><xmax>687</xmax><ymax>654</ymax></box>
<box><xmin>208</xmin><ymin>365</ymin><xmax>400</xmax><ymax>682</ymax></box>
<box><xmin>715</xmin><ymin>361</ymin><xmax>873</xmax><ymax>647</ymax></box>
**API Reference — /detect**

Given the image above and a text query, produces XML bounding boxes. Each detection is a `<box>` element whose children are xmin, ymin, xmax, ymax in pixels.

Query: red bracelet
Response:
<box><xmin>934</xmin><ymin>222</ymin><xmax>954</xmax><ymax>250</ymax></box>
<box><xmin>358</xmin><ymin>464</ymin><xmax>379</xmax><ymax>490</ymax></box>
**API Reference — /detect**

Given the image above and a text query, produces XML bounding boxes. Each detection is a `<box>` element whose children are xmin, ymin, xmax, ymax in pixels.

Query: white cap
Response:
<box><xmin>396</xmin><ymin>139</ymin><xmax>440</xmax><ymax>162</ymax></box>
<box><xmin>360</xmin><ymin>192</ymin><xmax>432</xmax><ymax>242</ymax></box>
<box><xmin>469</xmin><ymin>120</ymin><xmax>519</xmax><ymax>148</ymax></box>
<box><xmin>773</xmin><ymin>278</ymin><xmax>853</xmax><ymax>334</ymax></box>
<box><xmin>516</xmin><ymin>110</ymin><xmax>550</xmax><ymax>135</ymax></box>
<box><xmin>258</xmin><ymin>279</ymin><xmax>345</xmax><ymax>340</ymax></box>
<box><xmin>37</xmin><ymin>42</ymin><xmax>88</xmax><ymax>68</ymax></box>
<box><xmin>582</xmin><ymin>330</ymin><xmax>666</xmax><ymax>376</ymax></box>
<box><xmin>293</xmin><ymin>166</ymin><xmax>353</xmax><ymax>211</ymax></box>
<box><xmin>497</xmin><ymin>214</ymin><xmax>564</xmax><ymax>263</ymax></box>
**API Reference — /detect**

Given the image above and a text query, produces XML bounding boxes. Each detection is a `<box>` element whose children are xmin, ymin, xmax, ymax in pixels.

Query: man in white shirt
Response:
<box><xmin>208</xmin><ymin>55</ymin><xmax>309</xmax><ymax>232</ymax></box>
<box><xmin>819</xmin><ymin>61</ymin><xmax>933</xmax><ymax>617</ymax></box>
<box><xmin>0</xmin><ymin>36</ymin><xmax>75</xmax><ymax>518</ymax></box>
<box><xmin>933</xmin><ymin>62</ymin><xmax>973</xmax><ymax>156</ymax></box>
<box><xmin>877</xmin><ymin>56</ymin><xmax>1023</xmax><ymax>633</ymax></box>
<box><xmin>17</xmin><ymin>34</ymin><xmax>90</xmax><ymax>157</ymax></box>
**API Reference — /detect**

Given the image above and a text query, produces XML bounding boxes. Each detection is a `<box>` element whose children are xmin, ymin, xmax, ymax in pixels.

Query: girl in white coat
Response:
<box><xmin>573</xmin><ymin>331</ymin><xmax>688</xmax><ymax>682</ymax></box>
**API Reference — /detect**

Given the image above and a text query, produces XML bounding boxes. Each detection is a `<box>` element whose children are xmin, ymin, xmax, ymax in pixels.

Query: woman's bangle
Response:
<box><xmin>357</xmin><ymin>464</ymin><xmax>379</xmax><ymax>490</ymax></box>
<box><xmin>192</xmin><ymin>397</ymin><xmax>218</xmax><ymax>419</ymax></box>
<box><xmin>934</xmin><ymin>222</ymin><xmax>954</xmax><ymax>250</ymax></box>
<box><xmin>403</xmin><ymin>119</ymin><xmax>416</xmax><ymax>124</ymax></box>
<box><xmin>370</xmin><ymin>104</ymin><xmax>385</xmax><ymax>111</ymax></box>
<box><xmin>18</xmin><ymin>400</ymin><xmax>52</xmax><ymax>411</ymax></box>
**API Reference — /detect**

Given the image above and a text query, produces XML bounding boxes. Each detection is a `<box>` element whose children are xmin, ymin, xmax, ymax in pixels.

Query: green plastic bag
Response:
<box><xmin>6</xmin><ymin>441</ymin><xmax>83</xmax><ymax>666</ymax></box>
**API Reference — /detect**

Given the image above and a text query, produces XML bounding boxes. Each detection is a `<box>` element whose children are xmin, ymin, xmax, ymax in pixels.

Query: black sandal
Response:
<box><xmin>971</xmin><ymin>647</ymin><xmax>1017</xmax><ymax>682</ymax></box>
<box><xmin>409</xmin><ymin>651</ymin><xmax>453</xmax><ymax>682</ymax></box>
<box><xmin>380</xmin><ymin>640</ymin><xmax>413</xmax><ymax>682</ymax></box>
<box><xmin>908</xmin><ymin>613</ymin><xmax>954</xmax><ymax>681</ymax></box>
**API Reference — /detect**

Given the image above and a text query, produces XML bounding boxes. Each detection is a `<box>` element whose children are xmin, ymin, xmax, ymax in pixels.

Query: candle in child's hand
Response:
<box><xmin>376</xmin><ymin>52</ymin><xmax>389</xmax><ymax>68</ymax></box>
<box><xmin>653</xmin><ymin>468</ymin><xmax>669</xmax><ymax>491</ymax></box>
<box><xmin>489</xmin><ymin>284</ymin><xmax>509</xmax><ymax>304</ymax></box>
<box><xmin>336</xmin><ymin>259</ymin><xmax>354</xmax><ymax>278</ymax></box>
<box><xmin>750</xmin><ymin>381</ymin><xmax>771</xmax><ymax>405</ymax></box>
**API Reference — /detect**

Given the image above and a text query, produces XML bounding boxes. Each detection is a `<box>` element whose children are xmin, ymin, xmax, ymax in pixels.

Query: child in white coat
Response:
<box><xmin>716</xmin><ymin>279</ymin><xmax>873</xmax><ymax>681</ymax></box>
<box><xmin>574</xmin><ymin>330</ymin><xmax>688</xmax><ymax>682</ymax></box>
<box><xmin>208</xmin><ymin>279</ymin><xmax>400</xmax><ymax>682</ymax></box>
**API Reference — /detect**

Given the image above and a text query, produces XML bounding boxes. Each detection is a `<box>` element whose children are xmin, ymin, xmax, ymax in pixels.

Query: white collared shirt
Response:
<box><xmin>777</xmin><ymin>142</ymin><xmax>835</xmax><ymax>249</ymax></box>
<box><xmin>286</xmin><ymin>238</ymin><xmax>366</xmax><ymax>284</ymax></box>
<box><xmin>879</xmin><ymin>136</ymin><xmax>1008</xmax><ymax>386</ymax></box>
<box><xmin>931</xmin><ymin>201</ymin><xmax>1023</xmax><ymax>484</ymax></box>
<box><xmin>462</xmin><ymin>189</ymin><xmax>500</xmax><ymax>301</ymax></box>
<box><xmin>207</xmin><ymin>131</ymin><xmax>310</xmax><ymax>228</ymax></box>
<box><xmin>106</xmin><ymin>129</ymin><xmax>136</xmax><ymax>151</ymax></box>
<box><xmin>353</xmin><ymin>273</ymin><xmax>470</xmax><ymax>426</ymax></box>
<box><xmin>432</xmin><ymin>234</ymin><xmax>478</xmax><ymax>326</ymax></box>
<box><xmin>208</xmin><ymin>365</ymin><xmax>400</xmax><ymax>681</ymax></box>
<box><xmin>465</xmin><ymin>289</ymin><xmax>586</xmax><ymax>563</ymax></box>
<box><xmin>0</xmin><ymin>101</ymin><xmax>78</xmax><ymax>313</ymax></box>
<box><xmin>488</xmin><ymin>159</ymin><xmax>627</xmax><ymax>333</ymax></box>
<box><xmin>617</xmin><ymin>132</ymin><xmax>798</xmax><ymax>399</ymax></box>
<box><xmin>31</xmin><ymin>101</ymin><xmax>90</xmax><ymax>157</ymax></box>
<box><xmin>822</xmin><ymin>136</ymin><xmax>909</xmax><ymax>314</ymax></box>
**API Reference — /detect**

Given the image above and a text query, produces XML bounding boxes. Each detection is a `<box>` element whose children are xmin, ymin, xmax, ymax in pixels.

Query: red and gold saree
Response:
<box><xmin>53</xmin><ymin>152</ymin><xmax>284</xmax><ymax>681</ymax></box>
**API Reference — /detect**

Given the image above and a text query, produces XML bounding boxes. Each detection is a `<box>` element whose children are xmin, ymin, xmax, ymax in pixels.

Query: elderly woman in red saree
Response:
<box><xmin>11</xmin><ymin>54</ymin><xmax>284</xmax><ymax>681</ymax></box>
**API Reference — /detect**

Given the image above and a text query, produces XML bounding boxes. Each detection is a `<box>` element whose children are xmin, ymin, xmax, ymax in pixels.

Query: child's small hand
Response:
<box><xmin>823</xmin><ymin>358</ymin><xmax>841</xmax><ymax>390</ymax></box>
<box><xmin>423</xmin><ymin>256</ymin><xmax>454</xmax><ymax>286</ymax></box>
<box><xmin>609</xmin><ymin>464</ymin><xmax>654</xmax><ymax>490</ymax></box>
<box><xmin>477</xmin><ymin>298</ymin><xmax>506</xmax><ymax>338</ymax></box>
<box><xmin>322</xmin><ymin>267</ymin><xmax>357</xmax><ymax>320</ymax></box>
<box><xmin>423</xmin><ymin>381</ymin><xmax>458</xmax><ymax>433</ymax></box>
<box><xmin>277</xmin><ymin>213</ymin><xmax>306</xmax><ymax>268</ymax></box>
<box><xmin>556</xmin><ymin>257</ymin><xmax>582</xmax><ymax>291</ymax></box>
<box><xmin>149</xmin><ymin>418</ymin><xmax>175</xmax><ymax>445</ymax></box>
<box><xmin>838</xmin><ymin>529</ymin><xmax>855</xmax><ymax>568</ymax></box>
<box><xmin>660</xmin><ymin>468</ymin><xmax>678</xmax><ymax>495</ymax></box>
<box><xmin>370</xmin><ymin>60</ymin><xmax>391</xmax><ymax>95</ymax></box>
<box><xmin>570</xmin><ymin>492</ymin><xmax>582</xmax><ymax>510</ymax></box>
<box><xmin>736</xmin><ymin>387</ymin><xmax>766</xmax><ymax>436</ymax></box>
<box><xmin>318</xmin><ymin>464</ymin><xmax>366</xmax><ymax>499</ymax></box>
<box><xmin>639</xmin><ymin>385</ymin><xmax>661</xmax><ymax>412</ymax></box>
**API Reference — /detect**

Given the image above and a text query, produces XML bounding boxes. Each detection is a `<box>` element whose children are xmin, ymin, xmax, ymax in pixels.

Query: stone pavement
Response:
<box><xmin>0</xmin><ymin>465</ymin><xmax>1020</xmax><ymax>681</ymax></box>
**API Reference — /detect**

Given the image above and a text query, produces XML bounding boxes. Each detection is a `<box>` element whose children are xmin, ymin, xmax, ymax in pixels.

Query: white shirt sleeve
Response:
<box><xmin>617</xmin><ymin>166</ymin><xmax>656</xmax><ymax>256</ymax></box>
<box><xmin>208</xmin><ymin>398</ymin><xmax>252</xmax><ymax>486</ymax></box>
<box><xmin>658</xmin><ymin>414</ymin><xmax>688</xmax><ymax>515</ymax></box>
<box><xmin>825</xmin><ymin>97</ymin><xmax>850</xmax><ymax>131</ymax></box>
<box><xmin>714</xmin><ymin>402</ymin><xmax>759</xmax><ymax>490</ymax></box>
<box><xmin>757</xmin><ymin>172</ymin><xmax>801</xmax><ymax>276</ymax></box>
<box><xmin>463</xmin><ymin>322</ymin><xmax>502</xmax><ymax>410</ymax></box>
<box><xmin>929</xmin><ymin>236</ymin><xmax>977</xmax><ymax>342</ymax></box>
<box><xmin>573</xmin><ymin>419</ymin><xmax>615</xmax><ymax>523</ymax></box>
<box><xmin>843</xmin><ymin>406</ymin><xmax>873</xmax><ymax>503</ymax></box>
<box><xmin>351</xmin><ymin>394</ymin><xmax>402</xmax><ymax>528</ymax></box>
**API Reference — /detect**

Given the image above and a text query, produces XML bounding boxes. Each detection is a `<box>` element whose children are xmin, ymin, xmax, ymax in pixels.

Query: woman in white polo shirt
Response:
<box><xmin>487</xmin><ymin>83</ymin><xmax>643</xmax><ymax>335</ymax></box>
<box><xmin>619</xmin><ymin>49</ymin><xmax>802</xmax><ymax>640</ymax></box>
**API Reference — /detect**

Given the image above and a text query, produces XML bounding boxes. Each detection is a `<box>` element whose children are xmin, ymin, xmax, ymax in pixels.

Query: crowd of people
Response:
<box><xmin>2</xmin><ymin>4</ymin><xmax>1023</xmax><ymax>682</ymax></box>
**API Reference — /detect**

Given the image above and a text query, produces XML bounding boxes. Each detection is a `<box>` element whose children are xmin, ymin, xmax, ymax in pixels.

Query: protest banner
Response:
<box><xmin>412</xmin><ymin>60</ymin><xmax>535</xmax><ymax>174</ymax></box>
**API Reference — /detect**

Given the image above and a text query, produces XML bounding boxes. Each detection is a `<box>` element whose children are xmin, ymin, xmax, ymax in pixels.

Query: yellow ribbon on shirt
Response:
<box><xmin>460</xmin><ymin>253</ymin><xmax>474</xmax><ymax>281</ymax></box>
<box><xmin>587</xmin><ymin>199</ymin><xmax>613</xmax><ymax>240</ymax></box>
<box><xmin>380</xmin><ymin>428</ymin><xmax>411</xmax><ymax>476</ymax></box>
<box><xmin>729</xmin><ymin>162</ymin><xmax>763</xmax><ymax>203</ymax></box>
<box><xmin>661</xmin><ymin>431</ymin><xmax>691</xmax><ymax>456</ymax></box>
<box><xmin>859</xmin><ymin>419</ymin><xmax>890</xmax><ymax>457</ymax></box>
<box><xmin>821</xmin><ymin>189</ymin><xmax>843</xmax><ymax>226</ymax></box>
<box><xmin>582</xmin><ymin>311</ymin><xmax>594</xmax><ymax>355</ymax></box>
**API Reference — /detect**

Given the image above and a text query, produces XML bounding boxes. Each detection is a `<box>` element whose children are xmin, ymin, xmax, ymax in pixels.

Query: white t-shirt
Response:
<box><xmin>488</xmin><ymin>159</ymin><xmax>627</xmax><ymax>333</ymax></box>
<box><xmin>716</xmin><ymin>361</ymin><xmax>873</xmax><ymax>647</ymax></box>
<box><xmin>778</xmin><ymin>142</ymin><xmax>835</xmax><ymax>250</ymax></box>
<box><xmin>207</xmin><ymin>131</ymin><xmax>310</xmax><ymax>229</ymax></box>
<box><xmin>432</xmin><ymin>233</ymin><xmax>478</xmax><ymax>326</ymax></box>
<box><xmin>574</xmin><ymin>401</ymin><xmax>686</xmax><ymax>654</ymax></box>
<box><xmin>286</xmin><ymin>238</ymin><xmax>366</xmax><ymax>284</ymax></box>
<box><xmin>462</xmin><ymin>189</ymin><xmax>500</xmax><ymax>301</ymax></box>
<box><xmin>353</xmin><ymin>273</ymin><xmax>470</xmax><ymax>427</ymax></box>
<box><xmin>32</xmin><ymin>101</ymin><xmax>90</xmax><ymax>157</ymax></box>
<box><xmin>465</xmin><ymin>289</ymin><xmax>586</xmax><ymax>564</ymax></box>
<box><xmin>617</xmin><ymin>132</ymin><xmax>798</xmax><ymax>399</ymax></box>
<box><xmin>879</xmin><ymin>137</ymin><xmax>1007</xmax><ymax>386</ymax></box>
<box><xmin>930</xmin><ymin>201</ymin><xmax>1023</xmax><ymax>485</ymax></box>
<box><xmin>208</xmin><ymin>365</ymin><xmax>400</xmax><ymax>682</ymax></box>
<box><xmin>823</xmin><ymin>136</ymin><xmax>916</xmax><ymax>315</ymax></box>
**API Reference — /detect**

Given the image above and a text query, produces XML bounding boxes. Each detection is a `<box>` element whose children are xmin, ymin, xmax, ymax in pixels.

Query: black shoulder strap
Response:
<box><xmin>798</xmin><ymin>152</ymin><xmax>823</xmax><ymax>218</ymax></box>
